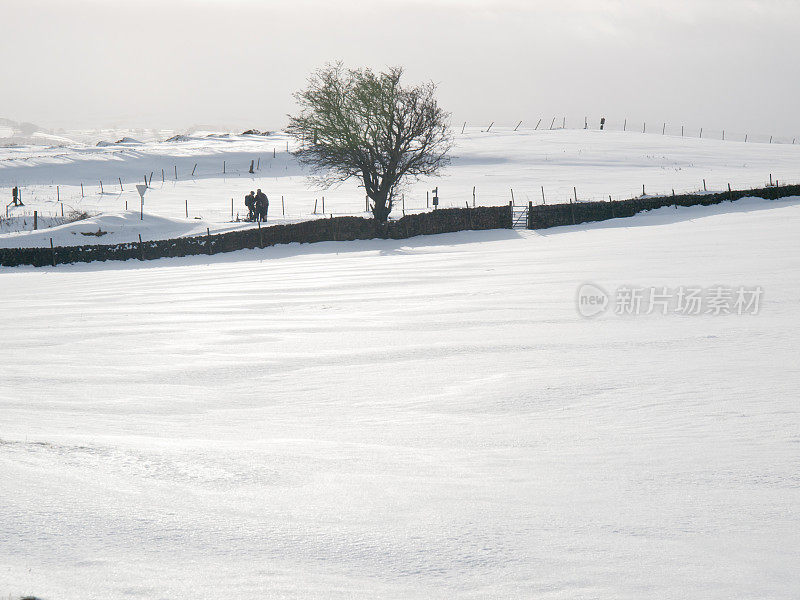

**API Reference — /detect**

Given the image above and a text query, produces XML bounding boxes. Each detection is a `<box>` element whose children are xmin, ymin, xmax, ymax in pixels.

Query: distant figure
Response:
<box><xmin>244</xmin><ymin>191</ymin><xmax>256</xmax><ymax>221</ymax></box>
<box><xmin>600</xmin><ymin>117</ymin><xmax>606</xmax><ymax>131</ymax></box>
<box><xmin>255</xmin><ymin>189</ymin><xmax>269</xmax><ymax>222</ymax></box>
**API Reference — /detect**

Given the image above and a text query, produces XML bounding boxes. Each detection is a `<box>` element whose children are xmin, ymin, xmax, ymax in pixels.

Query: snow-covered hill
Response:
<box><xmin>1</xmin><ymin>127</ymin><xmax>799</xmax><ymax>247</ymax></box>
<box><xmin>2</xmin><ymin>196</ymin><xmax>800</xmax><ymax>599</ymax></box>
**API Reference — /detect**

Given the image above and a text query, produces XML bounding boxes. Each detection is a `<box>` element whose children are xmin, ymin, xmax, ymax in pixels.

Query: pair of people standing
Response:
<box><xmin>244</xmin><ymin>189</ymin><xmax>269</xmax><ymax>222</ymax></box>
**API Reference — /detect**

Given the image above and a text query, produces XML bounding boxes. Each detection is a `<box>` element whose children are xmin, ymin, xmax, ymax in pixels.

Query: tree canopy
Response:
<box><xmin>287</xmin><ymin>64</ymin><xmax>452</xmax><ymax>222</ymax></box>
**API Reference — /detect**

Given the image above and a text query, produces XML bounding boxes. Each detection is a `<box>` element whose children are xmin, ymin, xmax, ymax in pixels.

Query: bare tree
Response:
<box><xmin>287</xmin><ymin>64</ymin><xmax>452</xmax><ymax>223</ymax></box>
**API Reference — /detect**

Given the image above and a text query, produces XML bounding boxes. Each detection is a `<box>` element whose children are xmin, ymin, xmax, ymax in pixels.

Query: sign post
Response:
<box><xmin>136</xmin><ymin>184</ymin><xmax>148</xmax><ymax>221</ymax></box>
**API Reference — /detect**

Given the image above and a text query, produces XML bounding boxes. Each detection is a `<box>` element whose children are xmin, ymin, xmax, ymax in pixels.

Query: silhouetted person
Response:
<box><xmin>255</xmin><ymin>189</ymin><xmax>268</xmax><ymax>222</ymax></box>
<box><xmin>244</xmin><ymin>191</ymin><xmax>256</xmax><ymax>220</ymax></box>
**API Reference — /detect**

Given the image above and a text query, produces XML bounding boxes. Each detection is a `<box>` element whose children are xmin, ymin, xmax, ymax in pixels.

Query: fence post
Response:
<box><xmin>138</xmin><ymin>234</ymin><xmax>144</xmax><ymax>261</ymax></box>
<box><xmin>231</xmin><ymin>198</ymin><xmax>234</xmax><ymax>220</ymax></box>
<box><xmin>61</xmin><ymin>203</ymin><xmax>64</xmax><ymax>217</ymax></box>
<box><xmin>508</xmin><ymin>201</ymin><xmax>513</xmax><ymax>228</ymax></box>
<box><xmin>207</xmin><ymin>228</ymin><xmax>212</xmax><ymax>255</ymax></box>
<box><xmin>34</xmin><ymin>210</ymin><xmax>37</xmax><ymax>230</ymax></box>
<box><xmin>81</xmin><ymin>183</ymin><xmax>84</xmax><ymax>197</ymax></box>
<box><xmin>185</xmin><ymin>199</ymin><xmax>188</xmax><ymax>218</ymax></box>
<box><xmin>541</xmin><ymin>186</ymin><xmax>546</xmax><ymax>205</ymax></box>
<box><xmin>57</xmin><ymin>185</ymin><xmax>60</xmax><ymax>202</ymax></box>
<box><xmin>527</xmin><ymin>201</ymin><xmax>533</xmax><ymax>229</ymax></box>
<box><xmin>282</xmin><ymin>195</ymin><xmax>285</xmax><ymax>216</ymax></box>
<box><xmin>50</xmin><ymin>237</ymin><xmax>56</xmax><ymax>266</ymax></box>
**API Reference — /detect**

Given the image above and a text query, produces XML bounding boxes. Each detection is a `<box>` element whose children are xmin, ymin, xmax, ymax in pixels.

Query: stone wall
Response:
<box><xmin>0</xmin><ymin>205</ymin><xmax>512</xmax><ymax>268</ymax></box>
<box><xmin>528</xmin><ymin>184</ymin><xmax>800</xmax><ymax>229</ymax></box>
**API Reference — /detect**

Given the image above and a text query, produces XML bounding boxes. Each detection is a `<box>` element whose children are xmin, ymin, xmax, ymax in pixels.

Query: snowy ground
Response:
<box><xmin>2</xmin><ymin>197</ymin><xmax>799</xmax><ymax>599</ymax></box>
<box><xmin>2</xmin><ymin>127</ymin><xmax>799</xmax><ymax>247</ymax></box>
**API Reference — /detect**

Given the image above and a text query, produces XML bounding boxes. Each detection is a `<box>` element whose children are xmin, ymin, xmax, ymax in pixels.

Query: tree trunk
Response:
<box><xmin>371</xmin><ymin>193</ymin><xmax>391</xmax><ymax>223</ymax></box>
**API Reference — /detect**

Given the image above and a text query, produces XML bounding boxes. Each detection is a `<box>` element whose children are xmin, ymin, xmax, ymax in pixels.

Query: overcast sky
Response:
<box><xmin>2</xmin><ymin>0</ymin><xmax>799</xmax><ymax>135</ymax></box>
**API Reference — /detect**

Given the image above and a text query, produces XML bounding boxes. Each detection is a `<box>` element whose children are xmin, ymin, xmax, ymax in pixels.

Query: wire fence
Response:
<box><xmin>459</xmin><ymin>116</ymin><xmax>800</xmax><ymax>145</ymax></box>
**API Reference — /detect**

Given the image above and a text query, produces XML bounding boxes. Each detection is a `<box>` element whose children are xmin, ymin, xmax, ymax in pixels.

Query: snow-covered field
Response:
<box><xmin>1</xmin><ymin>127</ymin><xmax>799</xmax><ymax>247</ymax></box>
<box><xmin>2</xmin><ymin>195</ymin><xmax>799</xmax><ymax>598</ymax></box>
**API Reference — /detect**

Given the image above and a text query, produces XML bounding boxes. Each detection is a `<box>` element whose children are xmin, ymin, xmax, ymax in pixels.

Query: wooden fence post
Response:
<box><xmin>34</xmin><ymin>210</ymin><xmax>37</xmax><ymax>230</ymax></box>
<box><xmin>50</xmin><ymin>237</ymin><xmax>56</xmax><ymax>266</ymax></box>
<box><xmin>207</xmin><ymin>228</ymin><xmax>212</xmax><ymax>255</ymax></box>
<box><xmin>138</xmin><ymin>234</ymin><xmax>144</xmax><ymax>261</ymax></box>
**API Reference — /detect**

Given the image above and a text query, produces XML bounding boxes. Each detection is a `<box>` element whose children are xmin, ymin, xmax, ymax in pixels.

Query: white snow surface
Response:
<box><xmin>1</xmin><ymin>197</ymin><xmax>799</xmax><ymax>598</ymax></box>
<box><xmin>1</xmin><ymin>127</ymin><xmax>799</xmax><ymax>246</ymax></box>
